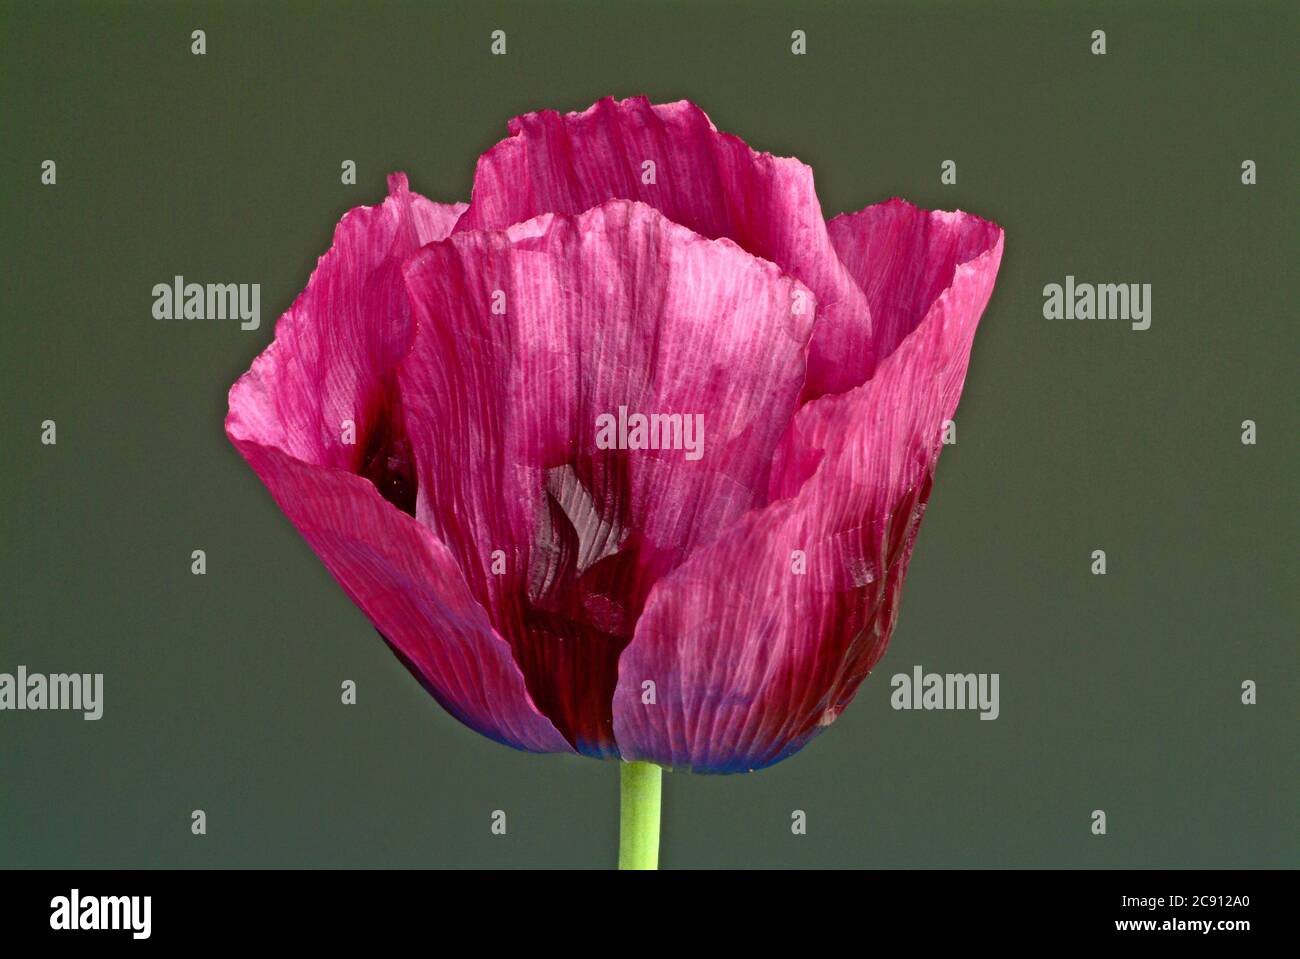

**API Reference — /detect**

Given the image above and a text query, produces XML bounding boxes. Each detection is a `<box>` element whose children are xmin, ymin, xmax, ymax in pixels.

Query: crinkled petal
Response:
<box><xmin>612</xmin><ymin>215</ymin><xmax>1004</xmax><ymax>772</ymax></box>
<box><xmin>828</xmin><ymin>198</ymin><xmax>1005</xmax><ymax>366</ymax></box>
<box><xmin>400</xmin><ymin>199</ymin><xmax>814</xmax><ymax>756</ymax></box>
<box><xmin>227</xmin><ymin>443</ymin><xmax>574</xmax><ymax>754</ymax></box>
<box><xmin>226</xmin><ymin>176</ymin><xmax>570</xmax><ymax>754</ymax></box>
<box><xmin>457</xmin><ymin>95</ymin><xmax>873</xmax><ymax>399</ymax></box>
<box><xmin>226</xmin><ymin>173</ymin><xmax>464</xmax><ymax>481</ymax></box>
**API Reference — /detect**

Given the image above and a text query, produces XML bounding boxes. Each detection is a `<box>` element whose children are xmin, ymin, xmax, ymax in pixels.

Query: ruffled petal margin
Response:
<box><xmin>457</xmin><ymin>96</ymin><xmax>875</xmax><ymax>399</ymax></box>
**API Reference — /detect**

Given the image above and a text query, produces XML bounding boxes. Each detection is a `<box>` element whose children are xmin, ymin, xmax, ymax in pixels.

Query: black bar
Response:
<box><xmin>0</xmin><ymin>869</ymin><xmax>1284</xmax><ymax>945</ymax></box>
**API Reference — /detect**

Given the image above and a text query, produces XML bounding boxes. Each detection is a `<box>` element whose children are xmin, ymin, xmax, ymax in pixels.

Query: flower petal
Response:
<box><xmin>400</xmin><ymin>199</ymin><xmax>814</xmax><ymax>756</ymax></box>
<box><xmin>225</xmin><ymin>173</ymin><xmax>463</xmax><ymax>484</ymax></box>
<box><xmin>828</xmin><ymin>199</ymin><xmax>1005</xmax><ymax>366</ymax></box>
<box><xmin>227</xmin><ymin>443</ymin><xmax>575</xmax><ymax>754</ymax></box>
<box><xmin>457</xmin><ymin>96</ymin><xmax>874</xmax><ymax>398</ymax></box>
<box><xmin>612</xmin><ymin>216</ymin><xmax>1004</xmax><ymax>772</ymax></box>
<box><xmin>226</xmin><ymin>176</ymin><xmax>570</xmax><ymax>754</ymax></box>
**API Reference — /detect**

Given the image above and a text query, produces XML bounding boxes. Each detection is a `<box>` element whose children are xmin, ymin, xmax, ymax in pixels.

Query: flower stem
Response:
<box><xmin>618</xmin><ymin>761</ymin><xmax>662</xmax><ymax>870</ymax></box>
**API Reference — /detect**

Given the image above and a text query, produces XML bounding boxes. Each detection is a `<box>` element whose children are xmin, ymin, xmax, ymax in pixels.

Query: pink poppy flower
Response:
<box><xmin>226</xmin><ymin>96</ymin><xmax>1004</xmax><ymax>779</ymax></box>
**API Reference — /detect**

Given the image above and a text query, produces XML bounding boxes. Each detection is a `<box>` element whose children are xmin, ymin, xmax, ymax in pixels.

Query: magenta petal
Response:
<box><xmin>226</xmin><ymin>176</ymin><xmax>569</xmax><ymax>754</ymax></box>
<box><xmin>225</xmin><ymin>173</ymin><xmax>464</xmax><ymax>482</ymax></box>
<box><xmin>457</xmin><ymin>96</ymin><xmax>875</xmax><ymax>399</ymax></box>
<box><xmin>828</xmin><ymin>199</ymin><xmax>1005</xmax><ymax>365</ymax></box>
<box><xmin>400</xmin><ymin>199</ymin><xmax>814</xmax><ymax>756</ymax></box>
<box><xmin>612</xmin><ymin>216</ymin><xmax>1004</xmax><ymax>772</ymax></box>
<box><xmin>228</xmin><ymin>443</ymin><xmax>573</xmax><ymax>753</ymax></box>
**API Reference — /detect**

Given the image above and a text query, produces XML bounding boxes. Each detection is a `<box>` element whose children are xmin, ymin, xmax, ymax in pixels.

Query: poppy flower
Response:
<box><xmin>226</xmin><ymin>96</ymin><xmax>1004</xmax><ymax>868</ymax></box>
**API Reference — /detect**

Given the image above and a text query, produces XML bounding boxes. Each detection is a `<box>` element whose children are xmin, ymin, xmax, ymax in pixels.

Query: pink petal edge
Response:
<box><xmin>457</xmin><ymin>95</ymin><xmax>876</xmax><ymax>399</ymax></box>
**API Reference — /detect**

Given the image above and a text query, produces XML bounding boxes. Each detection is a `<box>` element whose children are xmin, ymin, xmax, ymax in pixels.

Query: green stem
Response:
<box><xmin>618</xmin><ymin>761</ymin><xmax>662</xmax><ymax>870</ymax></box>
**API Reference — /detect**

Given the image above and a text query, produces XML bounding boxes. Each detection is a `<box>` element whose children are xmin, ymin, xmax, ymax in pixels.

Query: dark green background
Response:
<box><xmin>2</xmin><ymin>0</ymin><xmax>1295</xmax><ymax>869</ymax></box>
